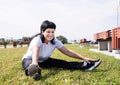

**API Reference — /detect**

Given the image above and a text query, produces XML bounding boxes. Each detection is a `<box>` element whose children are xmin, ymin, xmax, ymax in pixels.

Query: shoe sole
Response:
<box><xmin>87</xmin><ymin>59</ymin><xmax>102</xmax><ymax>71</ymax></box>
<box><xmin>28</xmin><ymin>64</ymin><xmax>40</xmax><ymax>76</ymax></box>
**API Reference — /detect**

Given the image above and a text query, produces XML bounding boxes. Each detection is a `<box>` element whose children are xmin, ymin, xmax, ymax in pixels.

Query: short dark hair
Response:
<box><xmin>40</xmin><ymin>20</ymin><xmax>56</xmax><ymax>33</ymax></box>
<box><xmin>40</xmin><ymin>20</ymin><xmax>56</xmax><ymax>44</ymax></box>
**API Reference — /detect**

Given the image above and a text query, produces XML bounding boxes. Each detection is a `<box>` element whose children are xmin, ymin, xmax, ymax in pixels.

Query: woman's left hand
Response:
<box><xmin>83</xmin><ymin>58</ymin><xmax>98</xmax><ymax>64</ymax></box>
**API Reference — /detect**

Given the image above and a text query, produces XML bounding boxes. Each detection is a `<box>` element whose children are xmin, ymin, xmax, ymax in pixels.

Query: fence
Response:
<box><xmin>0</xmin><ymin>42</ymin><xmax>8</xmax><ymax>48</ymax></box>
<box><xmin>0</xmin><ymin>41</ymin><xmax>31</xmax><ymax>48</ymax></box>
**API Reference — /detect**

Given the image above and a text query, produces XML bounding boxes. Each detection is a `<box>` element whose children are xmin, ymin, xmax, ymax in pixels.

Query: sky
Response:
<box><xmin>0</xmin><ymin>0</ymin><xmax>120</xmax><ymax>42</ymax></box>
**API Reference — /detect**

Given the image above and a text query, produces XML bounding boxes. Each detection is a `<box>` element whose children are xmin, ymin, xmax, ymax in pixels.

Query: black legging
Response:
<box><xmin>22</xmin><ymin>58</ymin><xmax>84</xmax><ymax>70</ymax></box>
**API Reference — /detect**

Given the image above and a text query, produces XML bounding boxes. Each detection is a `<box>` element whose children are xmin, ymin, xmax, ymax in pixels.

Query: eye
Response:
<box><xmin>47</xmin><ymin>31</ymin><xmax>50</xmax><ymax>33</ymax></box>
<box><xmin>52</xmin><ymin>31</ymin><xmax>54</xmax><ymax>33</ymax></box>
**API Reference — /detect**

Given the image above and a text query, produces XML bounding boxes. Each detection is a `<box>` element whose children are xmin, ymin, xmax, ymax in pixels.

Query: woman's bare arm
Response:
<box><xmin>58</xmin><ymin>46</ymin><xmax>96</xmax><ymax>63</ymax></box>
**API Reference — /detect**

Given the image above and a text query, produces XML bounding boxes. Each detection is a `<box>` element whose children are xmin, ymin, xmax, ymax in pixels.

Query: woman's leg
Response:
<box><xmin>22</xmin><ymin>58</ymin><xmax>41</xmax><ymax>78</ymax></box>
<box><xmin>22</xmin><ymin>58</ymin><xmax>84</xmax><ymax>70</ymax></box>
<box><xmin>22</xmin><ymin>58</ymin><xmax>32</xmax><ymax>70</ymax></box>
<box><xmin>38</xmin><ymin>58</ymin><xmax>84</xmax><ymax>70</ymax></box>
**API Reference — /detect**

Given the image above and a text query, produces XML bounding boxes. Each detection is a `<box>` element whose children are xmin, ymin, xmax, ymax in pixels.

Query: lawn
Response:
<box><xmin>0</xmin><ymin>44</ymin><xmax>120</xmax><ymax>85</ymax></box>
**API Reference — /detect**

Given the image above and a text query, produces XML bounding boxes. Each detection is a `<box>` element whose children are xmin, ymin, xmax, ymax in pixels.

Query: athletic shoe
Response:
<box><xmin>82</xmin><ymin>59</ymin><xmax>101</xmax><ymax>71</ymax></box>
<box><xmin>87</xmin><ymin>59</ymin><xmax>101</xmax><ymax>71</ymax></box>
<box><xmin>25</xmin><ymin>64</ymin><xmax>42</xmax><ymax>80</ymax></box>
<box><xmin>32</xmin><ymin>71</ymin><xmax>41</xmax><ymax>80</ymax></box>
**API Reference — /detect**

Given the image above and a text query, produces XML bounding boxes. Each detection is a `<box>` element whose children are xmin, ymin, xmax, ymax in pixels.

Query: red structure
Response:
<box><xmin>112</xmin><ymin>28</ymin><xmax>120</xmax><ymax>50</ymax></box>
<box><xmin>94</xmin><ymin>30</ymin><xmax>111</xmax><ymax>40</ymax></box>
<box><xmin>13</xmin><ymin>41</ymin><xmax>17</xmax><ymax>47</ymax></box>
<box><xmin>80</xmin><ymin>38</ymin><xmax>91</xmax><ymax>47</ymax></box>
<box><xmin>94</xmin><ymin>27</ymin><xmax>120</xmax><ymax>53</ymax></box>
<box><xmin>80</xmin><ymin>38</ymin><xmax>87</xmax><ymax>43</ymax></box>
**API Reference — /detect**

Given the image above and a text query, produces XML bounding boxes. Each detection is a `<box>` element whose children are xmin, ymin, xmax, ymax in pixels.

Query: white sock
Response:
<box><xmin>83</xmin><ymin>62</ymin><xmax>87</xmax><ymax>66</ymax></box>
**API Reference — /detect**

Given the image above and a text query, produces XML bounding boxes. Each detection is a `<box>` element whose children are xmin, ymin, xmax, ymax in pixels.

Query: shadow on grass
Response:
<box><xmin>41</xmin><ymin>68</ymin><xmax>64</xmax><ymax>81</ymax></box>
<box><xmin>89</xmin><ymin>69</ymin><xmax>109</xmax><ymax>72</ymax></box>
<box><xmin>40</xmin><ymin>68</ymin><xmax>108</xmax><ymax>81</ymax></box>
<box><xmin>20</xmin><ymin>65</ymin><xmax>108</xmax><ymax>81</ymax></box>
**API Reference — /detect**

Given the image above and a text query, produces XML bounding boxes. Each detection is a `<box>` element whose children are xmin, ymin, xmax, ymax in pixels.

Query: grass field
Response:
<box><xmin>0</xmin><ymin>44</ymin><xmax>120</xmax><ymax>85</ymax></box>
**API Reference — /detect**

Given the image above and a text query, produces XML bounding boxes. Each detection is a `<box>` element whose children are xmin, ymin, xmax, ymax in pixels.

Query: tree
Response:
<box><xmin>22</xmin><ymin>37</ymin><xmax>32</xmax><ymax>41</ymax></box>
<box><xmin>56</xmin><ymin>35</ymin><xmax>68</xmax><ymax>44</ymax></box>
<box><xmin>0</xmin><ymin>38</ymin><xmax>5</xmax><ymax>42</ymax></box>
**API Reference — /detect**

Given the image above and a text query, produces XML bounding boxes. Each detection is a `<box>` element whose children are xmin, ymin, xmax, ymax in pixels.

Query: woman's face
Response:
<box><xmin>42</xmin><ymin>28</ymin><xmax>55</xmax><ymax>43</ymax></box>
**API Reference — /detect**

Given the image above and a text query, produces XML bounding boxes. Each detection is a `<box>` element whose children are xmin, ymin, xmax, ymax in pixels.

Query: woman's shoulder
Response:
<box><xmin>30</xmin><ymin>35</ymin><xmax>42</xmax><ymax>44</ymax></box>
<box><xmin>54</xmin><ymin>37</ymin><xmax>63</xmax><ymax>44</ymax></box>
<box><xmin>54</xmin><ymin>37</ymin><xmax>60</xmax><ymax>42</ymax></box>
<box><xmin>54</xmin><ymin>37</ymin><xmax>64</xmax><ymax>48</ymax></box>
<box><xmin>32</xmin><ymin>35</ymin><xmax>41</xmax><ymax>40</ymax></box>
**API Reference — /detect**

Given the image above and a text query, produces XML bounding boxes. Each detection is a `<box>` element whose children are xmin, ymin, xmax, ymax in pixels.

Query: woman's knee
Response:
<box><xmin>22</xmin><ymin>58</ymin><xmax>32</xmax><ymax>70</ymax></box>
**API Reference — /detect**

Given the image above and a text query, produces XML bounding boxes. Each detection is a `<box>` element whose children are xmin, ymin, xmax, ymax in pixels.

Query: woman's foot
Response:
<box><xmin>25</xmin><ymin>64</ymin><xmax>42</xmax><ymax>80</ymax></box>
<box><xmin>82</xmin><ymin>59</ymin><xmax>101</xmax><ymax>71</ymax></box>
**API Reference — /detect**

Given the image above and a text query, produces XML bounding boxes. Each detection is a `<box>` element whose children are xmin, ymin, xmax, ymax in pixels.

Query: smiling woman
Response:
<box><xmin>21</xmin><ymin>20</ymin><xmax>101</xmax><ymax>80</ymax></box>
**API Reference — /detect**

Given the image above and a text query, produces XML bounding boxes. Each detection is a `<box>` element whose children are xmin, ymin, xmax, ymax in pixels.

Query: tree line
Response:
<box><xmin>0</xmin><ymin>35</ymin><xmax>68</xmax><ymax>44</ymax></box>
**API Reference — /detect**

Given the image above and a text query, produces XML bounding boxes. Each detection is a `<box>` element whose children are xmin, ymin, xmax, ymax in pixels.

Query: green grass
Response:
<box><xmin>0</xmin><ymin>44</ymin><xmax>120</xmax><ymax>85</ymax></box>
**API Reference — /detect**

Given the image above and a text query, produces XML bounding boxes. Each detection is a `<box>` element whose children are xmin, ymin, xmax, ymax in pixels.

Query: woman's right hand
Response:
<box><xmin>31</xmin><ymin>62</ymin><xmax>41</xmax><ymax>70</ymax></box>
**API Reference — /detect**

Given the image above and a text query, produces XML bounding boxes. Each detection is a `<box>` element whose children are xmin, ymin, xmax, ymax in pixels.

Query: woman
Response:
<box><xmin>22</xmin><ymin>20</ymin><xmax>101</xmax><ymax>80</ymax></box>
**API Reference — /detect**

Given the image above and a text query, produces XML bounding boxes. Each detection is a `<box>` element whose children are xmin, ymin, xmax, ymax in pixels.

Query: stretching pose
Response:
<box><xmin>22</xmin><ymin>20</ymin><xmax>101</xmax><ymax>80</ymax></box>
